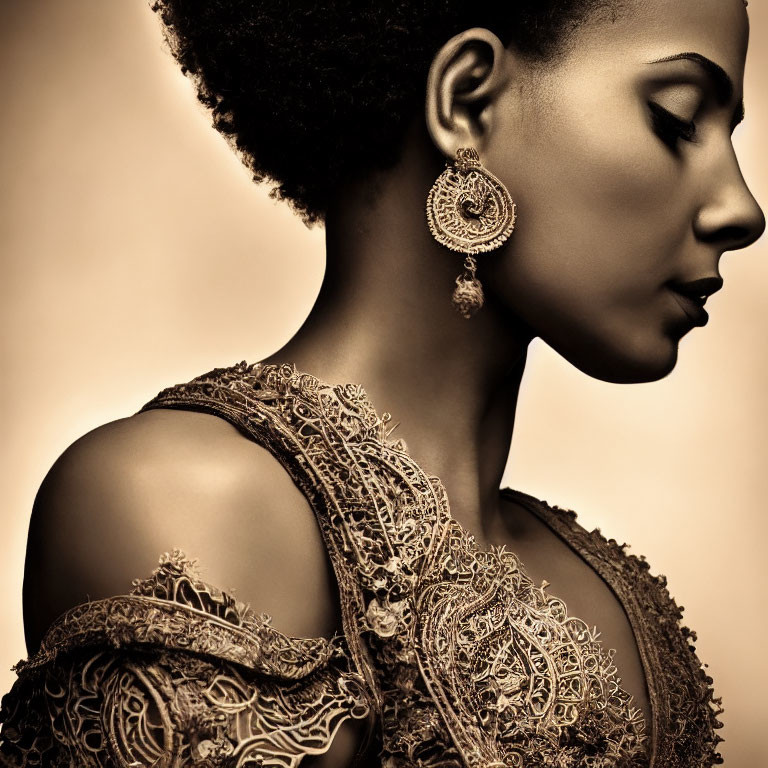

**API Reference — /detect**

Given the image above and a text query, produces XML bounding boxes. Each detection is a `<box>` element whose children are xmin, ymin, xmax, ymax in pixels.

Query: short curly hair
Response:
<box><xmin>152</xmin><ymin>1</ymin><xmax>618</xmax><ymax>225</ymax></box>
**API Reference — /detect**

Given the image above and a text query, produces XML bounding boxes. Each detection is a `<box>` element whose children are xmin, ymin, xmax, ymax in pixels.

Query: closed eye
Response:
<box><xmin>648</xmin><ymin>101</ymin><xmax>697</xmax><ymax>152</ymax></box>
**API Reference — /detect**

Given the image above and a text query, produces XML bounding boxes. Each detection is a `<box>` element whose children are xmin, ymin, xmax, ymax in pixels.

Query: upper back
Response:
<box><xmin>23</xmin><ymin>406</ymin><xmax>341</xmax><ymax>653</ymax></box>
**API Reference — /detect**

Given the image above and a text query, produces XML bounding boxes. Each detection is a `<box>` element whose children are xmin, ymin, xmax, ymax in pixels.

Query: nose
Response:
<box><xmin>693</xmin><ymin>145</ymin><xmax>766</xmax><ymax>252</ymax></box>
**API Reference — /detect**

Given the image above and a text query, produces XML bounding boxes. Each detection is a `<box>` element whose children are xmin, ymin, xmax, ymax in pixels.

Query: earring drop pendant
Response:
<box><xmin>452</xmin><ymin>255</ymin><xmax>484</xmax><ymax>319</ymax></box>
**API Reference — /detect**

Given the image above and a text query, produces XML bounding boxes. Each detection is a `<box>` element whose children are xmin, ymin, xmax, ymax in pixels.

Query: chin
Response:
<box><xmin>557</xmin><ymin>333</ymin><xmax>680</xmax><ymax>385</ymax></box>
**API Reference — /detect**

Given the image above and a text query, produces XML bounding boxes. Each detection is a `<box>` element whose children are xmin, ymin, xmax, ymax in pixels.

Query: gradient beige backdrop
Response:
<box><xmin>2</xmin><ymin>2</ymin><xmax>767</xmax><ymax>764</ymax></box>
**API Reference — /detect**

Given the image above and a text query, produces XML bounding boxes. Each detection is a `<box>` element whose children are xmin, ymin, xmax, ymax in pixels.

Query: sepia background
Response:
<box><xmin>1</xmin><ymin>1</ymin><xmax>766</xmax><ymax>763</ymax></box>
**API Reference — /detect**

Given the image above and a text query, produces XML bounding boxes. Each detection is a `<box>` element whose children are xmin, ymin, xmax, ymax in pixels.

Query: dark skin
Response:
<box><xmin>24</xmin><ymin>0</ymin><xmax>765</xmax><ymax>765</ymax></box>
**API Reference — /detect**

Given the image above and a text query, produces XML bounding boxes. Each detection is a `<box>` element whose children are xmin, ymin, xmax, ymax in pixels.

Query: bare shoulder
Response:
<box><xmin>23</xmin><ymin>408</ymin><xmax>340</xmax><ymax>654</ymax></box>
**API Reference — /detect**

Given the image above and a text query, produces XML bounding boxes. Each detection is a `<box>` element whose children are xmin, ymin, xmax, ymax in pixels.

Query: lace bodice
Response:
<box><xmin>0</xmin><ymin>361</ymin><xmax>724</xmax><ymax>768</ymax></box>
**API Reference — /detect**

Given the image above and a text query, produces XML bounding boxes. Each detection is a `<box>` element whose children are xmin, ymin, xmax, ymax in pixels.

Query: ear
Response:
<box><xmin>425</xmin><ymin>28</ymin><xmax>510</xmax><ymax>161</ymax></box>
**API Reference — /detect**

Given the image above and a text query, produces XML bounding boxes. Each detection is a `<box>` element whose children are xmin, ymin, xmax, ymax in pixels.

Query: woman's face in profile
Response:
<box><xmin>482</xmin><ymin>0</ymin><xmax>764</xmax><ymax>383</ymax></box>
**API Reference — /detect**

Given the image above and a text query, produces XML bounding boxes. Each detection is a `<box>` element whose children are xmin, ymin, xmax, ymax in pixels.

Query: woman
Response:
<box><xmin>1</xmin><ymin>0</ymin><xmax>764</xmax><ymax>766</ymax></box>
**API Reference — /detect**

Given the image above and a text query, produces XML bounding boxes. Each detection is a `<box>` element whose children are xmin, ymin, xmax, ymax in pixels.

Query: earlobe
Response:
<box><xmin>425</xmin><ymin>28</ymin><xmax>509</xmax><ymax>160</ymax></box>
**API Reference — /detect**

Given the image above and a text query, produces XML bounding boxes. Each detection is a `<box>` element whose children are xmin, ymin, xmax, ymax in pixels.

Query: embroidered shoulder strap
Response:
<box><xmin>138</xmin><ymin>361</ymin><xmax>454</xmax><ymax>719</ymax></box>
<box><xmin>138</xmin><ymin>362</ymin><xmax>472</xmax><ymax>764</ymax></box>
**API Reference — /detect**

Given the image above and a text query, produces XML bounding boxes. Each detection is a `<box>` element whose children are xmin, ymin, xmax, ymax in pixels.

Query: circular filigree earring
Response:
<box><xmin>426</xmin><ymin>147</ymin><xmax>517</xmax><ymax>318</ymax></box>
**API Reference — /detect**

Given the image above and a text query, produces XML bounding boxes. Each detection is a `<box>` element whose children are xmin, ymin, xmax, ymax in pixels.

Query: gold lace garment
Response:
<box><xmin>0</xmin><ymin>362</ymin><xmax>724</xmax><ymax>768</ymax></box>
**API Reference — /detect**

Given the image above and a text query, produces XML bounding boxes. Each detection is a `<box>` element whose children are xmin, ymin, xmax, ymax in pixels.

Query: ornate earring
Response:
<box><xmin>426</xmin><ymin>147</ymin><xmax>516</xmax><ymax>318</ymax></box>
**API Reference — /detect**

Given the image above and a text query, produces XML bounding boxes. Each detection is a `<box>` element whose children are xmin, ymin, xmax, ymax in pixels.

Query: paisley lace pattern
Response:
<box><xmin>0</xmin><ymin>361</ymin><xmax>723</xmax><ymax>768</ymax></box>
<box><xmin>0</xmin><ymin>551</ymin><xmax>372</xmax><ymax>768</ymax></box>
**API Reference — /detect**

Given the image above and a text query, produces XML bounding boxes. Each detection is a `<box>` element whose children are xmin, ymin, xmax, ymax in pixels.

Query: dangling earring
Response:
<box><xmin>426</xmin><ymin>147</ymin><xmax>516</xmax><ymax>318</ymax></box>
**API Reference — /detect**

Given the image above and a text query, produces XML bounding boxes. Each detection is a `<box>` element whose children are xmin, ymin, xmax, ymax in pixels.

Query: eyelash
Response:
<box><xmin>648</xmin><ymin>101</ymin><xmax>697</xmax><ymax>150</ymax></box>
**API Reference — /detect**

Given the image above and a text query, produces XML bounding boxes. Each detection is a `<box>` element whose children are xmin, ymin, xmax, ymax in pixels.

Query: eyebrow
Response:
<box><xmin>647</xmin><ymin>51</ymin><xmax>745</xmax><ymax>128</ymax></box>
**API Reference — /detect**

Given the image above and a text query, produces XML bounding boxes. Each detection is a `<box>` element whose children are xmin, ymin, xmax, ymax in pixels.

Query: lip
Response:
<box><xmin>669</xmin><ymin>288</ymin><xmax>709</xmax><ymax>327</ymax></box>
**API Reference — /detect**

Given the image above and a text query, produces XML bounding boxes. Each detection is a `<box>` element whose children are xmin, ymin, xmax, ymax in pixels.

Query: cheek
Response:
<box><xmin>485</xmin><ymin>89</ymin><xmax>693</xmax><ymax>380</ymax></box>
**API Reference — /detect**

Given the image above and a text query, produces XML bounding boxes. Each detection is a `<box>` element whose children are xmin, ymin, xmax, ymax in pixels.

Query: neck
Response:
<box><xmin>262</xmin><ymin>124</ymin><xmax>533</xmax><ymax>541</ymax></box>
